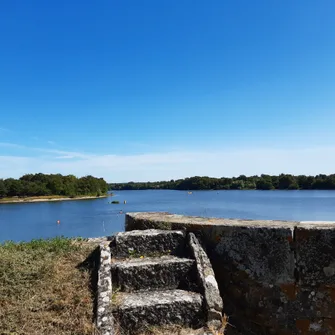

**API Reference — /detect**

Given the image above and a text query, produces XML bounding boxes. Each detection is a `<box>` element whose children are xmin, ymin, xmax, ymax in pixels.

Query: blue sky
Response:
<box><xmin>0</xmin><ymin>0</ymin><xmax>335</xmax><ymax>182</ymax></box>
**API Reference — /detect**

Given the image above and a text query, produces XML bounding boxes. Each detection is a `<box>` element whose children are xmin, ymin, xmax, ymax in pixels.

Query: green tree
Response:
<box><xmin>0</xmin><ymin>179</ymin><xmax>7</xmax><ymax>197</ymax></box>
<box><xmin>1</xmin><ymin>173</ymin><xmax>108</xmax><ymax>198</ymax></box>
<box><xmin>62</xmin><ymin>175</ymin><xmax>77</xmax><ymax>197</ymax></box>
<box><xmin>46</xmin><ymin>174</ymin><xmax>64</xmax><ymax>195</ymax></box>
<box><xmin>256</xmin><ymin>179</ymin><xmax>274</xmax><ymax>190</ymax></box>
<box><xmin>278</xmin><ymin>174</ymin><xmax>298</xmax><ymax>190</ymax></box>
<box><xmin>271</xmin><ymin>175</ymin><xmax>279</xmax><ymax>189</ymax></box>
<box><xmin>4</xmin><ymin>179</ymin><xmax>23</xmax><ymax>197</ymax></box>
<box><xmin>256</xmin><ymin>175</ymin><xmax>274</xmax><ymax>190</ymax></box>
<box><xmin>297</xmin><ymin>175</ymin><xmax>313</xmax><ymax>189</ymax></box>
<box><xmin>230</xmin><ymin>180</ymin><xmax>244</xmax><ymax>190</ymax></box>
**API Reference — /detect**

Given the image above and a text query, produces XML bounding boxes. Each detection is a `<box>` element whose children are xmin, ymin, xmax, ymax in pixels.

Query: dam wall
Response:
<box><xmin>125</xmin><ymin>212</ymin><xmax>335</xmax><ymax>334</ymax></box>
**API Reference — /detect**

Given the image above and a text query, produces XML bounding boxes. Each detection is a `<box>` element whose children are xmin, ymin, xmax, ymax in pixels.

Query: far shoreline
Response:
<box><xmin>0</xmin><ymin>194</ymin><xmax>109</xmax><ymax>204</ymax></box>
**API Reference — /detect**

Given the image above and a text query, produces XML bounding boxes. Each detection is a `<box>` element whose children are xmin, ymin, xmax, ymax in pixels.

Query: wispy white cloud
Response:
<box><xmin>47</xmin><ymin>140</ymin><xmax>56</xmax><ymax>145</ymax></box>
<box><xmin>35</xmin><ymin>148</ymin><xmax>91</xmax><ymax>159</ymax></box>
<box><xmin>55</xmin><ymin>155</ymin><xmax>75</xmax><ymax>159</ymax></box>
<box><xmin>0</xmin><ymin>142</ymin><xmax>24</xmax><ymax>148</ymax></box>
<box><xmin>0</xmin><ymin>127</ymin><xmax>9</xmax><ymax>132</ymax></box>
<box><xmin>0</xmin><ymin>141</ymin><xmax>91</xmax><ymax>159</ymax></box>
<box><xmin>0</xmin><ymin>144</ymin><xmax>335</xmax><ymax>182</ymax></box>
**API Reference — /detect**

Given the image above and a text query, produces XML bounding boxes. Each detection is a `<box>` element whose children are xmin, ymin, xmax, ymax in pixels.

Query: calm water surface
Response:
<box><xmin>1</xmin><ymin>190</ymin><xmax>335</xmax><ymax>242</ymax></box>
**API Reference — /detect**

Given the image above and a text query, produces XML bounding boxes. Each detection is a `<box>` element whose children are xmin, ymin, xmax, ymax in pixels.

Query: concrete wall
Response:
<box><xmin>125</xmin><ymin>212</ymin><xmax>335</xmax><ymax>335</ymax></box>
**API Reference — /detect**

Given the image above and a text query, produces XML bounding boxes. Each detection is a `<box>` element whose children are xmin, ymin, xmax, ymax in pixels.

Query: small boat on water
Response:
<box><xmin>188</xmin><ymin>192</ymin><xmax>193</xmax><ymax>195</ymax></box>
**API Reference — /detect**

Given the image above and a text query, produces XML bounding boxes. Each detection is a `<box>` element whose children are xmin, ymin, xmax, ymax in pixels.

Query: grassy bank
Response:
<box><xmin>0</xmin><ymin>237</ymin><xmax>98</xmax><ymax>334</ymax></box>
<box><xmin>0</xmin><ymin>194</ymin><xmax>109</xmax><ymax>204</ymax></box>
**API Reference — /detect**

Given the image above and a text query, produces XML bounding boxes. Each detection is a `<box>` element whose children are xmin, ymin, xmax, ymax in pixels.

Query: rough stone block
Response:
<box><xmin>110</xmin><ymin>229</ymin><xmax>185</xmax><ymax>257</ymax></box>
<box><xmin>293</xmin><ymin>286</ymin><xmax>335</xmax><ymax>319</ymax></box>
<box><xmin>113</xmin><ymin>289</ymin><xmax>204</xmax><ymax>331</ymax></box>
<box><xmin>96</xmin><ymin>243</ymin><xmax>113</xmax><ymax>335</ymax></box>
<box><xmin>188</xmin><ymin>233</ymin><xmax>223</xmax><ymax>329</ymax></box>
<box><xmin>294</xmin><ymin>318</ymin><xmax>335</xmax><ymax>334</ymax></box>
<box><xmin>296</xmin><ymin>226</ymin><xmax>335</xmax><ymax>286</ymax></box>
<box><xmin>111</xmin><ymin>256</ymin><xmax>195</xmax><ymax>292</ymax></box>
<box><xmin>214</xmin><ymin>225</ymin><xmax>295</xmax><ymax>285</ymax></box>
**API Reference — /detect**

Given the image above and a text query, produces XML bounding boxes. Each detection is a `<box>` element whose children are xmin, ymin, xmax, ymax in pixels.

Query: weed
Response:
<box><xmin>0</xmin><ymin>237</ymin><xmax>97</xmax><ymax>334</ymax></box>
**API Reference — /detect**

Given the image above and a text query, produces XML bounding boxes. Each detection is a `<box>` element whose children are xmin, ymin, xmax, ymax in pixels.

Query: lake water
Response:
<box><xmin>1</xmin><ymin>190</ymin><xmax>335</xmax><ymax>243</ymax></box>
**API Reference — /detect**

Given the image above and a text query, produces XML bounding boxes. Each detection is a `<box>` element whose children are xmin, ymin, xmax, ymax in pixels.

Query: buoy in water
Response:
<box><xmin>57</xmin><ymin>220</ymin><xmax>60</xmax><ymax>224</ymax></box>
<box><xmin>124</xmin><ymin>200</ymin><xmax>127</xmax><ymax>204</ymax></box>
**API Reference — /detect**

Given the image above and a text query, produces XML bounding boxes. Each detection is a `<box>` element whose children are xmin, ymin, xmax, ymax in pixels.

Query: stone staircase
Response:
<box><xmin>97</xmin><ymin>229</ymin><xmax>223</xmax><ymax>335</ymax></box>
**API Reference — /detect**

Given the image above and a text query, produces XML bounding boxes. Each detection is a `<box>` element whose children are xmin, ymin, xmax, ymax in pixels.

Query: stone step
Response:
<box><xmin>110</xmin><ymin>229</ymin><xmax>186</xmax><ymax>257</ymax></box>
<box><xmin>111</xmin><ymin>255</ymin><xmax>195</xmax><ymax>292</ymax></box>
<box><xmin>113</xmin><ymin>289</ymin><xmax>204</xmax><ymax>332</ymax></box>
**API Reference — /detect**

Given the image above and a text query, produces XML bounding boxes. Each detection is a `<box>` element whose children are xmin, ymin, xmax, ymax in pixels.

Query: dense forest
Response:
<box><xmin>0</xmin><ymin>173</ymin><xmax>108</xmax><ymax>198</ymax></box>
<box><xmin>109</xmin><ymin>174</ymin><xmax>335</xmax><ymax>191</ymax></box>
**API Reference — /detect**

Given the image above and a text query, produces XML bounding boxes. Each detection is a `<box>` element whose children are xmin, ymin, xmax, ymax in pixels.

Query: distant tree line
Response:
<box><xmin>0</xmin><ymin>173</ymin><xmax>108</xmax><ymax>198</ymax></box>
<box><xmin>109</xmin><ymin>174</ymin><xmax>335</xmax><ymax>191</ymax></box>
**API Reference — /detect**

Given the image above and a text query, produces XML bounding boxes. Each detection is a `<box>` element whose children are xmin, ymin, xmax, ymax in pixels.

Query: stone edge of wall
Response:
<box><xmin>125</xmin><ymin>212</ymin><xmax>335</xmax><ymax>230</ymax></box>
<box><xmin>188</xmin><ymin>232</ymin><xmax>223</xmax><ymax>329</ymax></box>
<box><xmin>96</xmin><ymin>242</ymin><xmax>113</xmax><ymax>335</ymax></box>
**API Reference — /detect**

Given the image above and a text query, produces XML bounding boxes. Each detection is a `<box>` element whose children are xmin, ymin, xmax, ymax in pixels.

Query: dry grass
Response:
<box><xmin>0</xmin><ymin>237</ymin><xmax>98</xmax><ymax>335</ymax></box>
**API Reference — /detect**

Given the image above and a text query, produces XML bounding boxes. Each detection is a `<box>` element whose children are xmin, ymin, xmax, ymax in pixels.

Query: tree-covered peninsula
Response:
<box><xmin>109</xmin><ymin>174</ymin><xmax>335</xmax><ymax>191</ymax></box>
<box><xmin>0</xmin><ymin>173</ymin><xmax>108</xmax><ymax>199</ymax></box>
